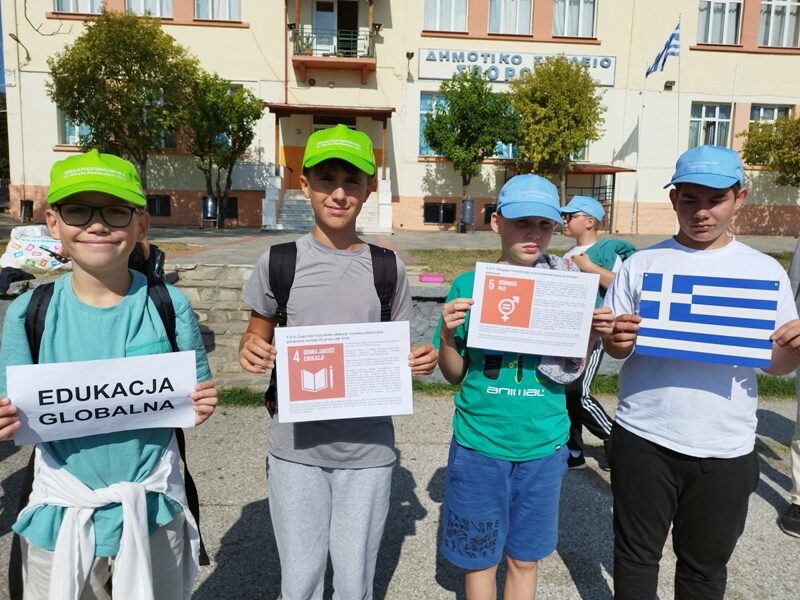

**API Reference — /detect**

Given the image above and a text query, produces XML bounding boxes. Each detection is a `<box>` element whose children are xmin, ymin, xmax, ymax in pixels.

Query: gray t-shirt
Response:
<box><xmin>241</xmin><ymin>233</ymin><xmax>413</xmax><ymax>468</ymax></box>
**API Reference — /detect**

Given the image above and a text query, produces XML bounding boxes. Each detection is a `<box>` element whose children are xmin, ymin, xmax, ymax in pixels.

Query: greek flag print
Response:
<box><xmin>636</xmin><ymin>272</ymin><xmax>779</xmax><ymax>368</ymax></box>
<box><xmin>646</xmin><ymin>23</ymin><xmax>680</xmax><ymax>77</ymax></box>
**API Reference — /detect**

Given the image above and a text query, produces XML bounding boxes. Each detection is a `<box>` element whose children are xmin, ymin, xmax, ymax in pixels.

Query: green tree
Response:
<box><xmin>47</xmin><ymin>10</ymin><xmax>200</xmax><ymax>190</ymax></box>
<box><xmin>509</xmin><ymin>56</ymin><xmax>605</xmax><ymax>203</ymax></box>
<box><xmin>186</xmin><ymin>72</ymin><xmax>264</xmax><ymax>227</ymax></box>
<box><xmin>741</xmin><ymin>115</ymin><xmax>800</xmax><ymax>187</ymax></box>
<box><xmin>423</xmin><ymin>68</ymin><xmax>517</xmax><ymax>201</ymax></box>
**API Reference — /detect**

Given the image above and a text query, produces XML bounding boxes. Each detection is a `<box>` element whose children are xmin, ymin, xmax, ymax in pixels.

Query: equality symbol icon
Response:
<box><xmin>497</xmin><ymin>296</ymin><xmax>520</xmax><ymax>322</ymax></box>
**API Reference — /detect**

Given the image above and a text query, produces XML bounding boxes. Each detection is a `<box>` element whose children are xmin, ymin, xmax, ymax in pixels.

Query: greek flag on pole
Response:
<box><xmin>646</xmin><ymin>23</ymin><xmax>680</xmax><ymax>77</ymax></box>
<box><xmin>636</xmin><ymin>272</ymin><xmax>780</xmax><ymax>368</ymax></box>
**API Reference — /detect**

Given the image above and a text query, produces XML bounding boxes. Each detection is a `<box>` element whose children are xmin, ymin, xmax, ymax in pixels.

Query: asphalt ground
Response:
<box><xmin>1</xmin><ymin>397</ymin><xmax>797</xmax><ymax>599</ymax></box>
<box><xmin>0</xmin><ymin>215</ymin><xmax>798</xmax><ymax>598</ymax></box>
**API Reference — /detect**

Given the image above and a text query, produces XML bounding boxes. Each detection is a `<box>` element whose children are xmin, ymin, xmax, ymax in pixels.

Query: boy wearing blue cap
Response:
<box><xmin>239</xmin><ymin>125</ymin><xmax>436</xmax><ymax>600</ymax></box>
<box><xmin>435</xmin><ymin>174</ymin><xmax>613</xmax><ymax>599</ymax></box>
<box><xmin>561</xmin><ymin>196</ymin><xmax>636</xmax><ymax>469</ymax></box>
<box><xmin>604</xmin><ymin>145</ymin><xmax>800</xmax><ymax>598</ymax></box>
<box><xmin>0</xmin><ymin>150</ymin><xmax>218</xmax><ymax>599</ymax></box>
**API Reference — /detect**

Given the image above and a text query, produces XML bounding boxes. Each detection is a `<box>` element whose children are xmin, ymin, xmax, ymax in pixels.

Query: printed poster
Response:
<box><xmin>7</xmin><ymin>351</ymin><xmax>198</xmax><ymax>445</ymax></box>
<box><xmin>273</xmin><ymin>321</ymin><xmax>413</xmax><ymax>423</ymax></box>
<box><xmin>467</xmin><ymin>262</ymin><xmax>599</xmax><ymax>357</ymax></box>
<box><xmin>635</xmin><ymin>272</ymin><xmax>780</xmax><ymax>368</ymax></box>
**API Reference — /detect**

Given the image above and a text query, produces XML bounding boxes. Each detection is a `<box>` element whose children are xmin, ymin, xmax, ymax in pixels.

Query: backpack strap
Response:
<box><xmin>148</xmin><ymin>281</ymin><xmax>178</xmax><ymax>352</ymax></box>
<box><xmin>23</xmin><ymin>283</ymin><xmax>55</xmax><ymax>365</ymax></box>
<box><xmin>368</xmin><ymin>244</ymin><xmax>397</xmax><ymax>322</ymax></box>
<box><xmin>268</xmin><ymin>242</ymin><xmax>298</xmax><ymax>328</ymax></box>
<box><xmin>142</xmin><ymin>280</ymin><xmax>208</xmax><ymax>565</ymax></box>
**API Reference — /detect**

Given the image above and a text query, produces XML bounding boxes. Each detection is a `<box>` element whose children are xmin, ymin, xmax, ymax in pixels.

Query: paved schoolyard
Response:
<box><xmin>0</xmin><ymin>216</ymin><xmax>798</xmax><ymax>598</ymax></box>
<box><xmin>1</xmin><ymin>396</ymin><xmax>798</xmax><ymax>599</ymax></box>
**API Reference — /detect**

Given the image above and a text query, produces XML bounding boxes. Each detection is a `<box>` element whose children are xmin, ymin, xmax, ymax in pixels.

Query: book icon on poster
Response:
<box><xmin>301</xmin><ymin>367</ymin><xmax>333</xmax><ymax>393</ymax></box>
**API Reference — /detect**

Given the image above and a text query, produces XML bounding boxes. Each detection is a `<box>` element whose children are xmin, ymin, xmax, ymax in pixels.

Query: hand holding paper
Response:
<box><xmin>0</xmin><ymin>397</ymin><xmax>20</xmax><ymax>441</ymax></box>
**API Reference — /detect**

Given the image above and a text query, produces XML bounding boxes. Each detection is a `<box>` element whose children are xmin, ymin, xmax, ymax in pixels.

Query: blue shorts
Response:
<box><xmin>440</xmin><ymin>439</ymin><xmax>568</xmax><ymax>570</ymax></box>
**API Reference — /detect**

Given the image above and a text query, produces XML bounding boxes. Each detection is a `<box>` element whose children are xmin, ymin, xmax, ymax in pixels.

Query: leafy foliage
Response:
<box><xmin>186</xmin><ymin>73</ymin><xmax>264</xmax><ymax>212</ymax></box>
<box><xmin>741</xmin><ymin>115</ymin><xmax>800</xmax><ymax>188</ymax></box>
<box><xmin>47</xmin><ymin>10</ymin><xmax>200</xmax><ymax>189</ymax></box>
<box><xmin>508</xmin><ymin>56</ymin><xmax>605</xmax><ymax>202</ymax></box>
<box><xmin>423</xmin><ymin>69</ymin><xmax>517</xmax><ymax>198</ymax></box>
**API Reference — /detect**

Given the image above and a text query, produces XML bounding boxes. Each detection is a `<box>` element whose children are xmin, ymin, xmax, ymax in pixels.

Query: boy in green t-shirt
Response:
<box><xmin>435</xmin><ymin>174</ymin><xmax>612</xmax><ymax>599</ymax></box>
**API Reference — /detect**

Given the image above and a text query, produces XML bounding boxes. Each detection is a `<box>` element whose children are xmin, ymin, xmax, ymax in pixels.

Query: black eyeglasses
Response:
<box><xmin>561</xmin><ymin>213</ymin><xmax>586</xmax><ymax>223</ymax></box>
<box><xmin>56</xmin><ymin>203</ymin><xmax>141</xmax><ymax>228</ymax></box>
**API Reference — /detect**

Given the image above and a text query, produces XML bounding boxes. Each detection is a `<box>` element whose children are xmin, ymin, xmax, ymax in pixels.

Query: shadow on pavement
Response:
<box><xmin>193</xmin><ymin>498</ymin><xmax>281</xmax><ymax>600</ymax></box>
<box><xmin>375</xmin><ymin>451</ymin><xmax>428</xmax><ymax>599</ymax></box>
<box><xmin>427</xmin><ymin>466</ymin><xmax>466</xmax><ymax>600</ymax></box>
<box><xmin>0</xmin><ymin>442</ymin><xmax>24</xmax><ymax>538</ymax></box>
<box><xmin>429</xmin><ymin>448</ymin><xmax>616</xmax><ymax>600</ymax></box>
<box><xmin>755</xmin><ymin>407</ymin><xmax>796</xmax><ymax>516</ymax></box>
<box><xmin>195</xmin><ymin>450</ymin><xmax>428</xmax><ymax>600</ymax></box>
<box><xmin>557</xmin><ymin>458</ymin><xmax>614</xmax><ymax>600</ymax></box>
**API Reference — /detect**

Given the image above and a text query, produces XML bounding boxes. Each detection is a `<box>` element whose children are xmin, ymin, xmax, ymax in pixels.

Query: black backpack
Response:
<box><xmin>263</xmin><ymin>241</ymin><xmax>398</xmax><ymax>415</ymax></box>
<box><xmin>9</xmin><ymin>277</ymin><xmax>209</xmax><ymax>600</ymax></box>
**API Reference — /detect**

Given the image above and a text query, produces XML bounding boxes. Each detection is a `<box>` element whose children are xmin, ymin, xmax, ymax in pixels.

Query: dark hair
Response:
<box><xmin>302</xmin><ymin>158</ymin><xmax>373</xmax><ymax>180</ymax></box>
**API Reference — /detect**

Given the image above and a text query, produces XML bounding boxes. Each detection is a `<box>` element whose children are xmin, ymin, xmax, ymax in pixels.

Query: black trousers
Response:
<box><xmin>566</xmin><ymin>344</ymin><xmax>613</xmax><ymax>453</ymax></box>
<box><xmin>609</xmin><ymin>424</ymin><xmax>759</xmax><ymax>600</ymax></box>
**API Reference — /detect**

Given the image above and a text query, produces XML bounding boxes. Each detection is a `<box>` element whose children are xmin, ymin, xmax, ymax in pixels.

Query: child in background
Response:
<box><xmin>0</xmin><ymin>150</ymin><xmax>218</xmax><ymax>599</ymax></box>
<box><xmin>435</xmin><ymin>174</ymin><xmax>613</xmax><ymax>600</ymax></box>
<box><xmin>561</xmin><ymin>195</ymin><xmax>635</xmax><ymax>469</ymax></box>
<box><xmin>604</xmin><ymin>145</ymin><xmax>800</xmax><ymax>598</ymax></box>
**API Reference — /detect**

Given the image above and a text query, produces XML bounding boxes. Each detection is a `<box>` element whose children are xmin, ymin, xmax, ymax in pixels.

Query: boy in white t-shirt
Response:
<box><xmin>561</xmin><ymin>196</ymin><xmax>634</xmax><ymax>469</ymax></box>
<box><xmin>604</xmin><ymin>145</ymin><xmax>800</xmax><ymax>599</ymax></box>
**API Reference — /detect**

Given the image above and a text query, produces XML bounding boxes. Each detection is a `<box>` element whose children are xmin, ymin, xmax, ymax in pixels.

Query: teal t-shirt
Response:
<box><xmin>433</xmin><ymin>271</ymin><xmax>569</xmax><ymax>461</ymax></box>
<box><xmin>1</xmin><ymin>271</ymin><xmax>212</xmax><ymax>556</ymax></box>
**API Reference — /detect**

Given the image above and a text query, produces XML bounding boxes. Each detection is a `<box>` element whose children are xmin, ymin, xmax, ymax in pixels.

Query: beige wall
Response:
<box><xmin>2</xmin><ymin>1</ymin><xmax>799</xmax><ymax>233</ymax></box>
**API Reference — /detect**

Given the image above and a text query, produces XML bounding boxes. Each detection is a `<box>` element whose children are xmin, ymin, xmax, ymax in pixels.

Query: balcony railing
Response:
<box><xmin>291</xmin><ymin>28</ymin><xmax>375</xmax><ymax>58</ymax></box>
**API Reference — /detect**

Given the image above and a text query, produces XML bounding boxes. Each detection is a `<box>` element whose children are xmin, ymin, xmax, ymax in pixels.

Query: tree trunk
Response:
<box><xmin>214</xmin><ymin>167</ymin><xmax>225</xmax><ymax>229</ymax></box>
<box><xmin>461</xmin><ymin>173</ymin><xmax>471</xmax><ymax>201</ymax></box>
<box><xmin>559</xmin><ymin>161</ymin><xmax>568</xmax><ymax>207</ymax></box>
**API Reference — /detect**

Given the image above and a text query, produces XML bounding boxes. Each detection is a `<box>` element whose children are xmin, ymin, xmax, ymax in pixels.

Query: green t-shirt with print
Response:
<box><xmin>433</xmin><ymin>271</ymin><xmax>569</xmax><ymax>461</ymax></box>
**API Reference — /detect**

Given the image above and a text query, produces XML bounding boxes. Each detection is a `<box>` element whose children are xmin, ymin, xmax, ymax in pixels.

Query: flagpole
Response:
<box><xmin>676</xmin><ymin>13</ymin><xmax>682</xmax><ymax>158</ymax></box>
<box><xmin>632</xmin><ymin>77</ymin><xmax>646</xmax><ymax>235</ymax></box>
<box><xmin>730</xmin><ymin>62</ymin><xmax>740</xmax><ymax>147</ymax></box>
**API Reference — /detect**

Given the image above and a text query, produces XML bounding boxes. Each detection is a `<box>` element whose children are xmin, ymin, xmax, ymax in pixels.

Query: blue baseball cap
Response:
<box><xmin>562</xmin><ymin>195</ymin><xmax>605</xmax><ymax>221</ymax></box>
<box><xmin>664</xmin><ymin>145</ymin><xmax>744</xmax><ymax>190</ymax></box>
<box><xmin>496</xmin><ymin>174</ymin><xmax>562</xmax><ymax>223</ymax></box>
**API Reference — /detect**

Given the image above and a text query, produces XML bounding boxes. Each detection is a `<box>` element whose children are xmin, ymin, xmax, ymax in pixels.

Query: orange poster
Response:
<box><xmin>287</xmin><ymin>343</ymin><xmax>346</xmax><ymax>401</ymax></box>
<box><xmin>480</xmin><ymin>275</ymin><xmax>535</xmax><ymax>328</ymax></box>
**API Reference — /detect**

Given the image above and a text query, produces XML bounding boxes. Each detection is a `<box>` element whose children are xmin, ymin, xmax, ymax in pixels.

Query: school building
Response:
<box><xmin>3</xmin><ymin>0</ymin><xmax>800</xmax><ymax>234</ymax></box>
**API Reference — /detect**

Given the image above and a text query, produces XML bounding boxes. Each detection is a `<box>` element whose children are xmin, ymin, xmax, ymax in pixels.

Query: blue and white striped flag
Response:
<box><xmin>645</xmin><ymin>23</ymin><xmax>680</xmax><ymax>77</ymax></box>
<box><xmin>636</xmin><ymin>272</ymin><xmax>780</xmax><ymax>368</ymax></box>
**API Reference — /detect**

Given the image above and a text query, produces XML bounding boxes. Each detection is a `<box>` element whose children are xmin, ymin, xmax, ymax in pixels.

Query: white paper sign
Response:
<box><xmin>274</xmin><ymin>321</ymin><xmax>413</xmax><ymax>423</ymax></box>
<box><xmin>467</xmin><ymin>262</ymin><xmax>599</xmax><ymax>358</ymax></box>
<box><xmin>8</xmin><ymin>351</ymin><xmax>198</xmax><ymax>445</ymax></box>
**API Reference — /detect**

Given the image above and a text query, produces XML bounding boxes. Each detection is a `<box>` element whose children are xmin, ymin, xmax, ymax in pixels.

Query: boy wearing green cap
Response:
<box><xmin>239</xmin><ymin>124</ymin><xmax>436</xmax><ymax>600</ymax></box>
<box><xmin>0</xmin><ymin>150</ymin><xmax>218</xmax><ymax>599</ymax></box>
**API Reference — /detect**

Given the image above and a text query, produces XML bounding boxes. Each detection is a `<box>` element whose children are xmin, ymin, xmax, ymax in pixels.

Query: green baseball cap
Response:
<box><xmin>302</xmin><ymin>124</ymin><xmax>376</xmax><ymax>177</ymax></box>
<box><xmin>47</xmin><ymin>150</ymin><xmax>147</xmax><ymax>207</ymax></box>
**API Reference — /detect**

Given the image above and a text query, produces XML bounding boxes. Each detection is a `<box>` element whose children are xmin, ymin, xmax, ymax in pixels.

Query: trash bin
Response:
<box><xmin>459</xmin><ymin>199</ymin><xmax>475</xmax><ymax>233</ymax></box>
<box><xmin>200</xmin><ymin>196</ymin><xmax>219</xmax><ymax>229</ymax></box>
<box><xmin>20</xmin><ymin>199</ymin><xmax>33</xmax><ymax>223</ymax></box>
